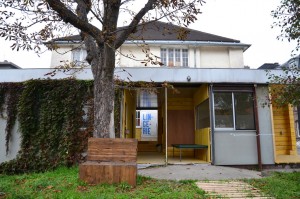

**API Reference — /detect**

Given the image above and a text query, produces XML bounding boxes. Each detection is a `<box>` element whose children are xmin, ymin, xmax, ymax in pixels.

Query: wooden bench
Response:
<box><xmin>79</xmin><ymin>138</ymin><xmax>137</xmax><ymax>186</ymax></box>
<box><xmin>172</xmin><ymin>144</ymin><xmax>208</xmax><ymax>161</ymax></box>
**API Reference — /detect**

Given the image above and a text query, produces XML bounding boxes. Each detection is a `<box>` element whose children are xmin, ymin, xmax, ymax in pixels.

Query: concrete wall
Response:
<box><xmin>256</xmin><ymin>86</ymin><xmax>275</xmax><ymax>164</ymax></box>
<box><xmin>214</xmin><ymin>130</ymin><xmax>258</xmax><ymax>165</ymax></box>
<box><xmin>0</xmin><ymin>114</ymin><xmax>21</xmax><ymax>163</ymax></box>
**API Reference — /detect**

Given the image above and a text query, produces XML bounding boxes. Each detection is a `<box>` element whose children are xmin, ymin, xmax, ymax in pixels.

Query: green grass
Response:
<box><xmin>0</xmin><ymin>167</ymin><xmax>208</xmax><ymax>199</ymax></box>
<box><xmin>245</xmin><ymin>171</ymin><xmax>300</xmax><ymax>199</ymax></box>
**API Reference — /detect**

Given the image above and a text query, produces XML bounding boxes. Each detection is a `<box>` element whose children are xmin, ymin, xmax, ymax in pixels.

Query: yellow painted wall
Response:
<box><xmin>135</xmin><ymin>128</ymin><xmax>141</xmax><ymax>141</ymax></box>
<box><xmin>195</xmin><ymin>128</ymin><xmax>211</xmax><ymax>162</ymax></box>
<box><xmin>122</xmin><ymin>89</ymin><xmax>136</xmax><ymax>138</ymax></box>
<box><xmin>193</xmin><ymin>85</ymin><xmax>209</xmax><ymax>105</ymax></box>
<box><xmin>193</xmin><ymin>84</ymin><xmax>211</xmax><ymax>162</ymax></box>
<box><xmin>272</xmin><ymin>104</ymin><xmax>297</xmax><ymax>156</ymax></box>
<box><xmin>167</xmin><ymin>147</ymin><xmax>194</xmax><ymax>157</ymax></box>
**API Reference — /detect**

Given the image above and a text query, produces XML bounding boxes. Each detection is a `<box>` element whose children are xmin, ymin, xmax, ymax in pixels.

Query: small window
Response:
<box><xmin>160</xmin><ymin>48</ymin><xmax>188</xmax><ymax>67</ymax></box>
<box><xmin>136</xmin><ymin>110</ymin><xmax>141</xmax><ymax>127</ymax></box>
<box><xmin>72</xmin><ymin>48</ymin><xmax>87</xmax><ymax>66</ymax></box>
<box><xmin>213</xmin><ymin>91</ymin><xmax>256</xmax><ymax>130</ymax></box>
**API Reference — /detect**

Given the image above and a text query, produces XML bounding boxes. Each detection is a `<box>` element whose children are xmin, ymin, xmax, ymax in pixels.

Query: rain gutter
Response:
<box><xmin>124</xmin><ymin>40</ymin><xmax>251</xmax><ymax>51</ymax></box>
<box><xmin>49</xmin><ymin>40</ymin><xmax>251</xmax><ymax>52</ymax></box>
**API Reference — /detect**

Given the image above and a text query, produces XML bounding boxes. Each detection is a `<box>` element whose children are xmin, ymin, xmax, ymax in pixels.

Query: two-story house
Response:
<box><xmin>47</xmin><ymin>21</ymin><xmax>300</xmax><ymax>167</ymax></box>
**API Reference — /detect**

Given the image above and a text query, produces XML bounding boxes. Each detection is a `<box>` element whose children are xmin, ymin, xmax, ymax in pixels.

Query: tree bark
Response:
<box><xmin>92</xmin><ymin>44</ymin><xmax>116</xmax><ymax>138</ymax></box>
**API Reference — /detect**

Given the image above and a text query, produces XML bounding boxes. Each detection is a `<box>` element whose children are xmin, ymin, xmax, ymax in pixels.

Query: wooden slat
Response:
<box><xmin>79</xmin><ymin>161</ymin><xmax>137</xmax><ymax>186</ymax></box>
<box><xmin>275</xmin><ymin>145</ymin><xmax>292</xmax><ymax>150</ymax></box>
<box><xmin>274</xmin><ymin>136</ymin><xmax>290</xmax><ymax>141</ymax></box>
<box><xmin>87</xmin><ymin>138</ymin><xmax>137</xmax><ymax>162</ymax></box>
<box><xmin>275</xmin><ymin>149</ymin><xmax>289</xmax><ymax>155</ymax></box>
<box><xmin>196</xmin><ymin>181</ymin><xmax>273</xmax><ymax>198</ymax></box>
<box><xmin>80</xmin><ymin>138</ymin><xmax>138</xmax><ymax>186</ymax></box>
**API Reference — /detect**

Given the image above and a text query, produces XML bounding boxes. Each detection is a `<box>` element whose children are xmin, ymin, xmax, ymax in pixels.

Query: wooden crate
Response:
<box><xmin>79</xmin><ymin>138</ymin><xmax>137</xmax><ymax>187</ymax></box>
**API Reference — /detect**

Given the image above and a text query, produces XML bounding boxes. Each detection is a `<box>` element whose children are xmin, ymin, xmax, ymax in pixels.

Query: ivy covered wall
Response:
<box><xmin>0</xmin><ymin>79</ymin><xmax>122</xmax><ymax>174</ymax></box>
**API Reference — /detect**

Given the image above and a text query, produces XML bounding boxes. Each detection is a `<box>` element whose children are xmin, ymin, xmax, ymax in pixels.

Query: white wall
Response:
<box><xmin>229</xmin><ymin>48</ymin><xmax>244</xmax><ymax>67</ymax></box>
<box><xmin>119</xmin><ymin>45</ymin><xmax>161</xmax><ymax>67</ymax></box>
<box><xmin>200</xmin><ymin>46</ymin><xmax>230</xmax><ymax>68</ymax></box>
<box><xmin>50</xmin><ymin>43</ymin><xmax>245</xmax><ymax>68</ymax></box>
<box><xmin>50</xmin><ymin>46</ymin><xmax>73</xmax><ymax>68</ymax></box>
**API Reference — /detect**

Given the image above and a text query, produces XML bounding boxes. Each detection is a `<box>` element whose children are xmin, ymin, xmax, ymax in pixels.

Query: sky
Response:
<box><xmin>0</xmin><ymin>0</ymin><xmax>297</xmax><ymax>69</ymax></box>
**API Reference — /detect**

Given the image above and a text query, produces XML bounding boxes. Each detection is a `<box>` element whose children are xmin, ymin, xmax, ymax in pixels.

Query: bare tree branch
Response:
<box><xmin>115</xmin><ymin>0</ymin><xmax>156</xmax><ymax>48</ymax></box>
<box><xmin>46</xmin><ymin>0</ymin><xmax>103</xmax><ymax>43</ymax></box>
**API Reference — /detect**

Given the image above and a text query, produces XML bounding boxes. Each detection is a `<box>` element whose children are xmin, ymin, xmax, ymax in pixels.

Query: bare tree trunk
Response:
<box><xmin>92</xmin><ymin>44</ymin><xmax>116</xmax><ymax>138</ymax></box>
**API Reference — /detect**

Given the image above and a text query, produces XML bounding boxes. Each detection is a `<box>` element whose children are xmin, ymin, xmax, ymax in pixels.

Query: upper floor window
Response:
<box><xmin>72</xmin><ymin>48</ymin><xmax>87</xmax><ymax>66</ymax></box>
<box><xmin>160</xmin><ymin>48</ymin><xmax>188</xmax><ymax>67</ymax></box>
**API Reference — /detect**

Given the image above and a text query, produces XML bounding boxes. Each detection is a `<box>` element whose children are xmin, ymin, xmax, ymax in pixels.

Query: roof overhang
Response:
<box><xmin>48</xmin><ymin>40</ymin><xmax>250</xmax><ymax>52</ymax></box>
<box><xmin>124</xmin><ymin>40</ymin><xmax>251</xmax><ymax>52</ymax></box>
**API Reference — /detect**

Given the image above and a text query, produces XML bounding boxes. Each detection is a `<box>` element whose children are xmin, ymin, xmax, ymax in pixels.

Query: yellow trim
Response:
<box><xmin>122</xmin><ymin>89</ymin><xmax>136</xmax><ymax>138</ymax></box>
<box><xmin>193</xmin><ymin>84</ymin><xmax>211</xmax><ymax>162</ymax></box>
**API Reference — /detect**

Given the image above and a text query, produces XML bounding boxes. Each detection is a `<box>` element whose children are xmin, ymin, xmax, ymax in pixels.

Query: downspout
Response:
<box><xmin>253</xmin><ymin>84</ymin><xmax>263</xmax><ymax>171</ymax></box>
<box><xmin>165</xmin><ymin>87</ymin><xmax>168</xmax><ymax>165</ymax></box>
<box><xmin>119</xmin><ymin>89</ymin><xmax>124</xmax><ymax>138</ymax></box>
<box><xmin>194</xmin><ymin>48</ymin><xmax>196</xmax><ymax>68</ymax></box>
<box><xmin>209</xmin><ymin>84</ymin><xmax>215</xmax><ymax>165</ymax></box>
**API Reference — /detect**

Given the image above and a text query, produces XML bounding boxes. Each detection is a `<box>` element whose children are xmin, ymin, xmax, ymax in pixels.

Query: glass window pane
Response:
<box><xmin>182</xmin><ymin>49</ymin><xmax>188</xmax><ymax>67</ymax></box>
<box><xmin>234</xmin><ymin>93</ymin><xmax>255</xmax><ymax>130</ymax></box>
<box><xmin>160</xmin><ymin>48</ymin><xmax>167</xmax><ymax>66</ymax></box>
<box><xmin>136</xmin><ymin>110</ymin><xmax>141</xmax><ymax>127</ymax></box>
<box><xmin>168</xmin><ymin>48</ymin><xmax>174</xmax><ymax>67</ymax></box>
<box><xmin>214</xmin><ymin>93</ymin><xmax>233</xmax><ymax>128</ymax></box>
<box><xmin>175</xmin><ymin>49</ymin><xmax>181</xmax><ymax>67</ymax></box>
<box><xmin>82</xmin><ymin>50</ymin><xmax>87</xmax><ymax>62</ymax></box>
<box><xmin>196</xmin><ymin>99</ymin><xmax>210</xmax><ymax>129</ymax></box>
<box><xmin>72</xmin><ymin>49</ymin><xmax>81</xmax><ymax>62</ymax></box>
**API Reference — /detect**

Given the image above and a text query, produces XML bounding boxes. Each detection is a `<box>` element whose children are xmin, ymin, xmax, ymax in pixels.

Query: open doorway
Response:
<box><xmin>123</xmin><ymin>85</ymin><xmax>211</xmax><ymax>164</ymax></box>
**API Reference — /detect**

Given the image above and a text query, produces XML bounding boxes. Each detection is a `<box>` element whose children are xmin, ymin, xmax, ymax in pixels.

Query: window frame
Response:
<box><xmin>160</xmin><ymin>48</ymin><xmax>188</xmax><ymax>67</ymax></box>
<box><xmin>213</xmin><ymin>90</ymin><xmax>256</xmax><ymax>131</ymax></box>
<box><xmin>136</xmin><ymin>110</ymin><xmax>141</xmax><ymax>128</ymax></box>
<box><xmin>71</xmin><ymin>48</ymin><xmax>87</xmax><ymax>66</ymax></box>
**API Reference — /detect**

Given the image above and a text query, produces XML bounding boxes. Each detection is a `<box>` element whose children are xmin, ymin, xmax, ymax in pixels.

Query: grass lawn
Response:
<box><xmin>0</xmin><ymin>167</ymin><xmax>207</xmax><ymax>199</ymax></box>
<box><xmin>1</xmin><ymin>167</ymin><xmax>299</xmax><ymax>199</ymax></box>
<box><xmin>245</xmin><ymin>171</ymin><xmax>300</xmax><ymax>199</ymax></box>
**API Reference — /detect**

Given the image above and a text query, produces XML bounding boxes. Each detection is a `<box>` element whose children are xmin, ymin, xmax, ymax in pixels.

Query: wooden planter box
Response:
<box><xmin>79</xmin><ymin>138</ymin><xmax>137</xmax><ymax>186</ymax></box>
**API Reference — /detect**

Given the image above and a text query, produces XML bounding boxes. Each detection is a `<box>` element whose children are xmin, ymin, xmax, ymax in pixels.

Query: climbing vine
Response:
<box><xmin>0</xmin><ymin>79</ymin><xmax>94</xmax><ymax>174</ymax></box>
<box><xmin>0</xmin><ymin>83</ymin><xmax>24</xmax><ymax>155</ymax></box>
<box><xmin>0</xmin><ymin>78</ymin><xmax>159</xmax><ymax>174</ymax></box>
